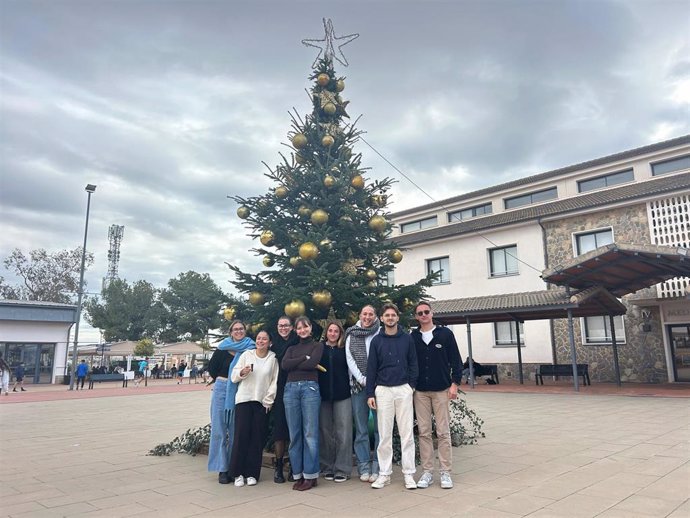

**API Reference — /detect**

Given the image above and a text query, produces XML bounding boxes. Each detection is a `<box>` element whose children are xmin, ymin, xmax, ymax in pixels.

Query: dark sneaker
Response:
<box><xmin>324</xmin><ymin>473</ymin><xmax>334</xmax><ymax>481</ymax></box>
<box><xmin>334</xmin><ymin>475</ymin><xmax>347</xmax><ymax>483</ymax></box>
<box><xmin>218</xmin><ymin>472</ymin><xmax>230</xmax><ymax>484</ymax></box>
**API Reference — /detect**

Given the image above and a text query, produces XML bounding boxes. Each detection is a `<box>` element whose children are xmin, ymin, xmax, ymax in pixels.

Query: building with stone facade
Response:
<box><xmin>390</xmin><ymin>135</ymin><xmax>690</xmax><ymax>383</ymax></box>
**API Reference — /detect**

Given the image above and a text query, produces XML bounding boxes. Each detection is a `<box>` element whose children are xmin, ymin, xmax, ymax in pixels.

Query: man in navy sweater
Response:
<box><xmin>411</xmin><ymin>301</ymin><xmax>463</xmax><ymax>490</ymax></box>
<box><xmin>366</xmin><ymin>303</ymin><xmax>418</xmax><ymax>490</ymax></box>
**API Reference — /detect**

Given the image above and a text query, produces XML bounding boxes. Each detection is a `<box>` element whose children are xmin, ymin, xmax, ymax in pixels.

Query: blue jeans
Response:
<box><xmin>284</xmin><ymin>380</ymin><xmax>321</xmax><ymax>480</ymax></box>
<box><xmin>208</xmin><ymin>379</ymin><xmax>235</xmax><ymax>472</ymax></box>
<box><xmin>351</xmin><ymin>389</ymin><xmax>379</xmax><ymax>475</ymax></box>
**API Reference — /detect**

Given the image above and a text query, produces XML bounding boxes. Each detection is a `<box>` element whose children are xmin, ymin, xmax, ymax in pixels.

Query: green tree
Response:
<box><xmin>228</xmin><ymin>54</ymin><xmax>432</xmax><ymax>327</ymax></box>
<box><xmin>134</xmin><ymin>338</ymin><xmax>155</xmax><ymax>357</ymax></box>
<box><xmin>158</xmin><ymin>271</ymin><xmax>228</xmax><ymax>342</ymax></box>
<box><xmin>0</xmin><ymin>247</ymin><xmax>94</xmax><ymax>303</ymax></box>
<box><xmin>85</xmin><ymin>279</ymin><xmax>163</xmax><ymax>341</ymax></box>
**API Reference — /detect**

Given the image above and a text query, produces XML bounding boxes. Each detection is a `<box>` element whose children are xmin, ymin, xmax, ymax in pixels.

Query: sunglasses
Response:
<box><xmin>416</xmin><ymin>309</ymin><xmax>431</xmax><ymax>316</ymax></box>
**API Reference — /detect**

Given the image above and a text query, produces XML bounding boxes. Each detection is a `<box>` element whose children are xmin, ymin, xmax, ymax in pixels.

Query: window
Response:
<box><xmin>504</xmin><ymin>187</ymin><xmax>558</xmax><ymax>209</ymax></box>
<box><xmin>447</xmin><ymin>203</ymin><xmax>492</xmax><ymax>223</ymax></box>
<box><xmin>575</xmin><ymin>228</ymin><xmax>613</xmax><ymax>256</ymax></box>
<box><xmin>426</xmin><ymin>256</ymin><xmax>450</xmax><ymax>284</ymax></box>
<box><xmin>583</xmin><ymin>316</ymin><xmax>625</xmax><ymax>344</ymax></box>
<box><xmin>489</xmin><ymin>245</ymin><xmax>519</xmax><ymax>277</ymax></box>
<box><xmin>578</xmin><ymin>169</ymin><xmax>634</xmax><ymax>193</ymax></box>
<box><xmin>652</xmin><ymin>155</ymin><xmax>690</xmax><ymax>176</ymax></box>
<box><xmin>494</xmin><ymin>321</ymin><xmax>524</xmax><ymax>346</ymax></box>
<box><xmin>382</xmin><ymin>270</ymin><xmax>395</xmax><ymax>287</ymax></box>
<box><xmin>400</xmin><ymin>216</ymin><xmax>438</xmax><ymax>234</ymax></box>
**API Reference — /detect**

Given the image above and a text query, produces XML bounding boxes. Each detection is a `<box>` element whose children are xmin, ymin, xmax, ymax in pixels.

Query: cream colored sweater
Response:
<box><xmin>231</xmin><ymin>349</ymin><xmax>279</xmax><ymax>409</ymax></box>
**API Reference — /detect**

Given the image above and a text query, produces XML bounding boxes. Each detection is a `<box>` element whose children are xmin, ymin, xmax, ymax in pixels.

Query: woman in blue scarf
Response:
<box><xmin>207</xmin><ymin>320</ymin><xmax>255</xmax><ymax>484</ymax></box>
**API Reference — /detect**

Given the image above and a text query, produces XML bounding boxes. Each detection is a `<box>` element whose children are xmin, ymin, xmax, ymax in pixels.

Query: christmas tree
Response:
<box><xmin>227</xmin><ymin>19</ymin><xmax>433</xmax><ymax>331</ymax></box>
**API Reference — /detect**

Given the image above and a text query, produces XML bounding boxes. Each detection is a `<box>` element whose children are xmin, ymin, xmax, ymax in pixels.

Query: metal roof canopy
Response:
<box><xmin>432</xmin><ymin>287</ymin><xmax>627</xmax><ymax>325</ymax></box>
<box><xmin>541</xmin><ymin>243</ymin><xmax>690</xmax><ymax>296</ymax></box>
<box><xmin>431</xmin><ymin>287</ymin><xmax>626</xmax><ymax>390</ymax></box>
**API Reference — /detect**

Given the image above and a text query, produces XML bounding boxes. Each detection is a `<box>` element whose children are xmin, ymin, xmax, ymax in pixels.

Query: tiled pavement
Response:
<box><xmin>0</xmin><ymin>384</ymin><xmax>688</xmax><ymax>517</ymax></box>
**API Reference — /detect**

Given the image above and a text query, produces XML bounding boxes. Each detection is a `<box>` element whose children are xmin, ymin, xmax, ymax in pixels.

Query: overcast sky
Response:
<box><xmin>2</xmin><ymin>0</ymin><xmax>689</xmax><ymax>341</ymax></box>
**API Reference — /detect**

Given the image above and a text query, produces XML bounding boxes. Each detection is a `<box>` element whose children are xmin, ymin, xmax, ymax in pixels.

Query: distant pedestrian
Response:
<box><xmin>76</xmin><ymin>360</ymin><xmax>89</xmax><ymax>390</ymax></box>
<box><xmin>12</xmin><ymin>362</ymin><xmax>27</xmax><ymax>392</ymax></box>
<box><xmin>177</xmin><ymin>362</ymin><xmax>186</xmax><ymax>384</ymax></box>
<box><xmin>0</xmin><ymin>353</ymin><xmax>10</xmax><ymax>396</ymax></box>
<box><xmin>191</xmin><ymin>364</ymin><xmax>199</xmax><ymax>383</ymax></box>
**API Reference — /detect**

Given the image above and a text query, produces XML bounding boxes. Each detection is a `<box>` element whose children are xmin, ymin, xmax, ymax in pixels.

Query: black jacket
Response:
<box><xmin>318</xmin><ymin>344</ymin><xmax>351</xmax><ymax>401</ymax></box>
<box><xmin>411</xmin><ymin>326</ymin><xmax>463</xmax><ymax>391</ymax></box>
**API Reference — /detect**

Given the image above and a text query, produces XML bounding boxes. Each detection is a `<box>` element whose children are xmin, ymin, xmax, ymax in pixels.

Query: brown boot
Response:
<box><xmin>297</xmin><ymin>478</ymin><xmax>317</xmax><ymax>491</ymax></box>
<box><xmin>292</xmin><ymin>478</ymin><xmax>304</xmax><ymax>490</ymax></box>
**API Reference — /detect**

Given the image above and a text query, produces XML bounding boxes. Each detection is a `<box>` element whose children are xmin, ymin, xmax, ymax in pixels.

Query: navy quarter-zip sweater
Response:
<box><xmin>411</xmin><ymin>325</ymin><xmax>463</xmax><ymax>392</ymax></box>
<box><xmin>366</xmin><ymin>326</ymin><xmax>418</xmax><ymax>398</ymax></box>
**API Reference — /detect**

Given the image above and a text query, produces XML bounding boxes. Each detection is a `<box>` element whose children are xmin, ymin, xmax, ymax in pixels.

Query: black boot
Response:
<box><xmin>274</xmin><ymin>458</ymin><xmax>285</xmax><ymax>484</ymax></box>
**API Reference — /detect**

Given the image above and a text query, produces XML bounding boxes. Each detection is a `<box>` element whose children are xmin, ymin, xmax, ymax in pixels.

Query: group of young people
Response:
<box><xmin>206</xmin><ymin>300</ymin><xmax>463</xmax><ymax>492</ymax></box>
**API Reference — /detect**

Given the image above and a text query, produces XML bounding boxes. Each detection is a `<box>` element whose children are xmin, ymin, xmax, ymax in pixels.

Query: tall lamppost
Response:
<box><xmin>69</xmin><ymin>184</ymin><xmax>96</xmax><ymax>390</ymax></box>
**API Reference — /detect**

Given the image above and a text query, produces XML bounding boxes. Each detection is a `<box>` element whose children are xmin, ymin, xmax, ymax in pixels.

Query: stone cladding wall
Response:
<box><xmin>541</xmin><ymin>203</ymin><xmax>668</xmax><ymax>383</ymax></box>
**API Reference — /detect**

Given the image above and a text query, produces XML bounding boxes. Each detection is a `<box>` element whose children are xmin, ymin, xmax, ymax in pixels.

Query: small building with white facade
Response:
<box><xmin>0</xmin><ymin>300</ymin><xmax>76</xmax><ymax>384</ymax></box>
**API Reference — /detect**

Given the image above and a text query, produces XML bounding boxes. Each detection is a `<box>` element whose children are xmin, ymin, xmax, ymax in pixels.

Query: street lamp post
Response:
<box><xmin>69</xmin><ymin>184</ymin><xmax>96</xmax><ymax>390</ymax></box>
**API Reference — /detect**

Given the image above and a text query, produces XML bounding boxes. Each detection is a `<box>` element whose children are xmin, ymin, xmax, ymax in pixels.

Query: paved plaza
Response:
<box><xmin>1</xmin><ymin>386</ymin><xmax>688</xmax><ymax>517</ymax></box>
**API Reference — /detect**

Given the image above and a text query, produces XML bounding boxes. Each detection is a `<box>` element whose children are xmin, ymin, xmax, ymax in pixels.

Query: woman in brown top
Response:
<box><xmin>281</xmin><ymin>316</ymin><xmax>324</xmax><ymax>491</ymax></box>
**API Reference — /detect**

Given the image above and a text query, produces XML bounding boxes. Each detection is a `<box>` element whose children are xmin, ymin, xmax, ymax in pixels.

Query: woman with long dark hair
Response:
<box><xmin>229</xmin><ymin>330</ymin><xmax>279</xmax><ymax>487</ymax></box>
<box><xmin>281</xmin><ymin>316</ymin><xmax>324</xmax><ymax>491</ymax></box>
<box><xmin>207</xmin><ymin>320</ymin><xmax>255</xmax><ymax>484</ymax></box>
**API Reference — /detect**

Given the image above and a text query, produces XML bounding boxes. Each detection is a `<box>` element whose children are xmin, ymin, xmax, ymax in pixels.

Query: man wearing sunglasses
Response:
<box><xmin>411</xmin><ymin>301</ymin><xmax>463</xmax><ymax>490</ymax></box>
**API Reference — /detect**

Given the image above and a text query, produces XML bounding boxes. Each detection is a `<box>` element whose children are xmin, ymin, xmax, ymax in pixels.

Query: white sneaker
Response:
<box><xmin>234</xmin><ymin>475</ymin><xmax>245</xmax><ymax>487</ymax></box>
<box><xmin>440</xmin><ymin>471</ymin><xmax>453</xmax><ymax>489</ymax></box>
<box><xmin>416</xmin><ymin>471</ymin><xmax>433</xmax><ymax>489</ymax></box>
<box><xmin>368</xmin><ymin>473</ymin><xmax>378</xmax><ymax>483</ymax></box>
<box><xmin>359</xmin><ymin>472</ymin><xmax>371</xmax><ymax>482</ymax></box>
<box><xmin>371</xmin><ymin>475</ymin><xmax>390</xmax><ymax>489</ymax></box>
<box><xmin>246</xmin><ymin>476</ymin><xmax>257</xmax><ymax>486</ymax></box>
<box><xmin>404</xmin><ymin>474</ymin><xmax>417</xmax><ymax>490</ymax></box>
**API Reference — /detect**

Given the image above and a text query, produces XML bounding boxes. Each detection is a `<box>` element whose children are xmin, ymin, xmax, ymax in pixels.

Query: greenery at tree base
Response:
<box><xmin>228</xmin><ymin>56</ymin><xmax>433</xmax><ymax>328</ymax></box>
<box><xmin>0</xmin><ymin>247</ymin><xmax>94</xmax><ymax>304</ymax></box>
<box><xmin>148</xmin><ymin>424</ymin><xmax>211</xmax><ymax>457</ymax></box>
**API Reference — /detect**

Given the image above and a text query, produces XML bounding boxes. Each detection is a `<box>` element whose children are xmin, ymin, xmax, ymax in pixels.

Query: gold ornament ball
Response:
<box><xmin>323</xmin><ymin>175</ymin><xmax>336</xmax><ymax>188</ymax></box>
<box><xmin>298</xmin><ymin>242</ymin><xmax>319</xmax><ymax>261</ymax></box>
<box><xmin>223</xmin><ymin>307</ymin><xmax>236</xmax><ymax>321</ymax></box>
<box><xmin>262</xmin><ymin>256</ymin><xmax>275</xmax><ymax>267</ymax></box>
<box><xmin>295</xmin><ymin>153</ymin><xmax>307</xmax><ymax>165</ymax></box>
<box><xmin>322</xmin><ymin>135</ymin><xmax>335</xmax><ymax>147</ymax></box>
<box><xmin>275</xmin><ymin>186</ymin><xmax>288</xmax><ymax>199</ymax></box>
<box><xmin>323</xmin><ymin>102</ymin><xmax>336</xmax><ymax>115</ymax></box>
<box><xmin>366</xmin><ymin>280</ymin><xmax>377</xmax><ymax>288</ymax></box>
<box><xmin>388</xmin><ymin>249</ymin><xmax>403</xmax><ymax>264</ymax></box>
<box><xmin>339</xmin><ymin>215</ymin><xmax>353</xmax><ymax>224</ymax></box>
<box><xmin>365</xmin><ymin>269</ymin><xmax>377</xmax><ymax>281</ymax></box>
<box><xmin>237</xmin><ymin>206</ymin><xmax>250</xmax><ymax>219</ymax></box>
<box><xmin>248</xmin><ymin>292</ymin><xmax>265</xmax><ymax>306</ymax></box>
<box><xmin>260</xmin><ymin>230</ymin><xmax>275</xmax><ymax>247</ymax></box>
<box><xmin>342</xmin><ymin>147</ymin><xmax>352</xmax><ymax>160</ymax></box>
<box><xmin>402</xmin><ymin>297</ymin><xmax>414</xmax><ymax>310</ymax></box>
<box><xmin>292</xmin><ymin>133</ymin><xmax>308</xmax><ymax>149</ymax></box>
<box><xmin>289</xmin><ymin>256</ymin><xmax>301</xmax><ymax>268</ymax></box>
<box><xmin>311</xmin><ymin>209</ymin><xmax>329</xmax><ymax>225</ymax></box>
<box><xmin>368</xmin><ymin>215</ymin><xmax>387</xmax><ymax>233</ymax></box>
<box><xmin>312</xmin><ymin>290</ymin><xmax>332</xmax><ymax>308</ymax></box>
<box><xmin>351</xmin><ymin>175</ymin><xmax>364</xmax><ymax>190</ymax></box>
<box><xmin>319</xmin><ymin>238</ymin><xmax>333</xmax><ymax>250</ymax></box>
<box><xmin>298</xmin><ymin>205</ymin><xmax>312</xmax><ymax>218</ymax></box>
<box><xmin>284</xmin><ymin>299</ymin><xmax>306</xmax><ymax>318</ymax></box>
<box><xmin>344</xmin><ymin>310</ymin><xmax>358</xmax><ymax>326</ymax></box>
<box><xmin>336</xmin><ymin>79</ymin><xmax>345</xmax><ymax>92</ymax></box>
<box><xmin>317</xmin><ymin>73</ymin><xmax>330</xmax><ymax>86</ymax></box>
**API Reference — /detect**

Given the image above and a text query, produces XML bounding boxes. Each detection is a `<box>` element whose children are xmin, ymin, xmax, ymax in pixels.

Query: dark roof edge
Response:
<box><xmin>391</xmin><ymin>134</ymin><xmax>690</xmax><ymax>218</ymax></box>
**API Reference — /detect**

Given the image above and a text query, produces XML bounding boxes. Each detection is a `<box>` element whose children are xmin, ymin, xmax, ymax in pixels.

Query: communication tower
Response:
<box><xmin>103</xmin><ymin>224</ymin><xmax>124</xmax><ymax>290</ymax></box>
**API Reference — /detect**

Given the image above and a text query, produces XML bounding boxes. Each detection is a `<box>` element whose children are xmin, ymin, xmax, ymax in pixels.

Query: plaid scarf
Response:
<box><xmin>345</xmin><ymin>318</ymin><xmax>380</xmax><ymax>393</ymax></box>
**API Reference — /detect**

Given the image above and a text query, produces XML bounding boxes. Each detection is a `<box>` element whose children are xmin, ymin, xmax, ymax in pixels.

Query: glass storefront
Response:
<box><xmin>669</xmin><ymin>325</ymin><xmax>690</xmax><ymax>382</ymax></box>
<box><xmin>1</xmin><ymin>343</ymin><xmax>56</xmax><ymax>384</ymax></box>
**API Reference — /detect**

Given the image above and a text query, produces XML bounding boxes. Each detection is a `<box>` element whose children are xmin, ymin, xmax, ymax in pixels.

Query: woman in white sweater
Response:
<box><xmin>229</xmin><ymin>330</ymin><xmax>279</xmax><ymax>487</ymax></box>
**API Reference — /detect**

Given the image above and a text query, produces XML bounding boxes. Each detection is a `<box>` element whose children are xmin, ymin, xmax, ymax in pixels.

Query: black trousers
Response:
<box><xmin>230</xmin><ymin>401</ymin><xmax>268</xmax><ymax>479</ymax></box>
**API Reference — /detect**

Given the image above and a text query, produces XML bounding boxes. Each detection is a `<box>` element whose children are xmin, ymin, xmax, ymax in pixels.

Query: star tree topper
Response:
<box><xmin>302</xmin><ymin>18</ymin><xmax>359</xmax><ymax>67</ymax></box>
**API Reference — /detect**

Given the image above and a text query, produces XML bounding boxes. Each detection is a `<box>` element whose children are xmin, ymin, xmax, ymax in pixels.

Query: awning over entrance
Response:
<box><xmin>432</xmin><ymin>286</ymin><xmax>626</xmax><ymax>325</ymax></box>
<box><xmin>541</xmin><ymin>243</ymin><xmax>690</xmax><ymax>296</ymax></box>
